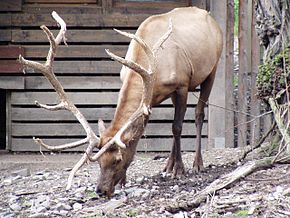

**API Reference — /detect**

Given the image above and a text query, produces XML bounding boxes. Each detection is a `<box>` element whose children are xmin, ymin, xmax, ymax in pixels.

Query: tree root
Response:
<box><xmin>166</xmin><ymin>155</ymin><xmax>290</xmax><ymax>212</ymax></box>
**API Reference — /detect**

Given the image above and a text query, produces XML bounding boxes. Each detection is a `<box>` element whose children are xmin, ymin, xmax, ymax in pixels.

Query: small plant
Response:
<box><xmin>256</xmin><ymin>45</ymin><xmax>290</xmax><ymax>100</ymax></box>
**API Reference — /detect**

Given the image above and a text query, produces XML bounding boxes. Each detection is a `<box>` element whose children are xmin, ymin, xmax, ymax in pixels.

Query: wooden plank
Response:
<box><xmin>250</xmin><ymin>0</ymin><xmax>261</xmax><ymax>144</ymax></box>
<box><xmin>0</xmin><ymin>30</ymin><xmax>11</xmax><ymax>42</ymax></box>
<box><xmin>11</xmin><ymin>123</ymin><xmax>207</xmax><ymax>137</ymax></box>
<box><xmin>11</xmin><ymin>92</ymin><xmax>199</xmax><ymax>105</ymax></box>
<box><xmin>0</xmin><ymin>46</ymin><xmax>24</xmax><ymax>59</ymax></box>
<box><xmin>25</xmin><ymin>61</ymin><xmax>122</xmax><ymax>75</ymax></box>
<box><xmin>12</xmin><ymin>29</ymin><xmax>133</xmax><ymax>43</ymax></box>
<box><xmin>0</xmin><ymin>14</ymin><xmax>12</xmax><ymax>27</ymax></box>
<box><xmin>0</xmin><ymin>60</ymin><xmax>23</xmax><ymax>73</ymax></box>
<box><xmin>225</xmin><ymin>0</ymin><xmax>235</xmax><ymax>148</ymax></box>
<box><xmin>0</xmin><ymin>76</ymin><xmax>24</xmax><ymax>89</ymax></box>
<box><xmin>0</xmin><ymin>0</ymin><xmax>22</xmax><ymax>12</ymax></box>
<box><xmin>10</xmin><ymin>138</ymin><xmax>207</xmax><ymax>151</ymax></box>
<box><xmin>25</xmin><ymin>76</ymin><xmax>122</xmax><ymax>90</ymax></box>
<box><xmin>11</xmin><ymin>107</ymin><xmax>207</xmax><ymax>121</ymax></box>
<box><xmin>11</xmin><ymin>13</ymin><xmax>148</xmax><ymax>27</ymax></box>
<box><xmin>237</xmin><ymin>0</ymin><xmax>249</xmax><ymax>147</ymax></box>
<box><xmin>23</xmin><ymin>45</ymin><xmax>127</xmax><ymax>59</ymax></box>
<box><xmin>25</xmin><ymin>0</ymin><xmax>96</xmax><ymax>3</ymax></box>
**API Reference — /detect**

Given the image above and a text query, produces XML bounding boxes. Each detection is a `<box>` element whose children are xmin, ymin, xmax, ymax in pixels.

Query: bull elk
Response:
<box><xmin>19</xmin><ymin>7</ymin><xmax>223</xmax><ymax>197</ymax></box>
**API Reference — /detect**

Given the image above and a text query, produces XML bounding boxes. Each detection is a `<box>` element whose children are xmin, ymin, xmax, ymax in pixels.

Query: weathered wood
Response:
<box><xmin>11</xmin><ymin>123</ymin><xmax>208</xmax><ymax>137</ymax></box>
<box><xmin>0</xmin><ymin>0</ymin><xmax>22</xmax><ymax>12</ymax></box>
<box><xmin>10</xmin><ymin>138</ymin><xmax>207</xmax><ymax>152</ymax></box>
<box><xmin>11</xmin><ymin>107</ymin><xmax>207</xmax><ymax>121</ymax></box>
<box><xmin>10</xmin><ymin>92</ymin><xmax>200</xmax><ymax>105</ymax></box>
<box><xmin>23</xmin><ymin>45</ymin><xmax>127</xmax><ymax>59</ymax></box>
<box><xmin>25</xmin><ymin>76</ymin><xmax>122</xmax><ymax>90</ymax></box>
<box><xmin>0</xmin><ymin>76</ymin><xmax>24</xmax><ymax>89</ymax></box>
<box><xmin>0</xmin><ymin>14</ymin><xmax>11</xmax><ymax>27</ymax></box>
<box><xmin>0</xmin><ymin>46</ymin><xmax>24</xmax><ymax>59</ymax></box>
<box><xmin>25</xmin><ymin>0</ymin><xmax>96</xmax><ymax>3</ymax></box>
<box><xmin>12</xmin><ymin>29</ymin><xmax>134</xmax><ymax>43</ymax></box>
<box><xmin>25</xmin><ymin>61</ymin><xmax>122</xmax><ymax>75</ymax></box>
<box><xmin>225</xmin><ymin>0</ymin><xmax>235</xmax><ymax>148</ymax></box>
<box><xmin>250</xmin><ymin>0</ymin><xmax>261</xmax><ymax>144</ymax></box>
<box><xmin>0</xmin><ymin>30</ymin><xmax>11</xmax><ymax>42</ymax></box>
<box><xmin>10</xmin><ymin>13</ymin><xmax>149</xmax><ymax>27</ymax></box>
<box><xmin>237</xmin><ymin>0</ymin><xmax>249</xmax><ymax>147</ymax></box>
<box><xmin>0</xmin><ymin>60</ymin><xmax>23</xmax><ymax>73</ymax></box>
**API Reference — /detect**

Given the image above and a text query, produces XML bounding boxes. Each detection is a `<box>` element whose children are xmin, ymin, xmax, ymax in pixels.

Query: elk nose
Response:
<box><xmin>96</xmin><ymin>186</ymin><xmax>106</xmax><ymax>197</ymax></box>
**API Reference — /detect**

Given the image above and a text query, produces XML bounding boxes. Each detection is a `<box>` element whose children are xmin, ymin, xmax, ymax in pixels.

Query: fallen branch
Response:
<box><xmin>239</xmin><ymin>122</ymin><xmax>276</xmax><ymax>161</ymax></box>
<box><xmin>166</xmin><ymin>155</ymin><xmax>290</xmax><ymax>212</ymax></box>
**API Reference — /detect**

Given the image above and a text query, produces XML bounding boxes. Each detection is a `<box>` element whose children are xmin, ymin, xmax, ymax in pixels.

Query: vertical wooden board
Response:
<box><xmin>0</xmin><ymin>0</ymin><xmax>22</xmax><ymax>12</ymax></box>
<box><xmin>237</xmin><ymin>0</ymin><xmax>249</xmax><ymax>147</ymax></box>
<box><xmin>225</xmin><ymin>0</ymin><xmax>235</xmax><ymax>148</ymax></box>
<box><xmin>250</xmin><ymin>0</ymin><xmax>261</xmax><ymax>144</ymax></box>
<box><xmin>208</xmin><ymin>0</ymin><xmax>227</xmax><ymax>149</ymax></box>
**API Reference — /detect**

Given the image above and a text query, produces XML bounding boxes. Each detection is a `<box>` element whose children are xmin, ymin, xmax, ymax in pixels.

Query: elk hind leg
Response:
<box><xmin>163</xmin><ymin>88</ymin><xmax>187</xmax><ymax>177</ymax></box>
<box><xmin>194</xmin><ymin>67</ymin><xmax>217</xmax><ymax>172</ymax></box>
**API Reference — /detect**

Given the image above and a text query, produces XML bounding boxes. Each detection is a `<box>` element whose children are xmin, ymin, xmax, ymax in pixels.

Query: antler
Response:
<box><xmin>18</xmin><ymin>12</ymin><xmax>103</xmax><ymax>190</ymax></box>
<box><xmin>88</xmin><ymin>19</ymin><xmax>173</xmax><ymax>161</ymax></box>
<box><xmin>18</xmin><ymin>11</ymin><xmax>172</xmax><ymax>189</ymax></box>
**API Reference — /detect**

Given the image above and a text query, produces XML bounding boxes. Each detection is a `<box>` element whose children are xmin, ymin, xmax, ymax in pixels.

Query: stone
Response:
<box><xmin>3</xmin><ymin>178</ymin><xmax>12</xmax><ymax>186</ymax></box>
<box><xmin>136</xmin><ymin>176</ymin><xmax>144</xmax><ymax>184</ymax></box>
<box><xmin>73</xmin><ymin>202</ymin><xmax>82</xmax><ymax>211</ymax></box>
<box><xmin>12</xmin><ymin>169</ymin><xmax>31</xmax><ymax>177</ymax></box>
<box><xmin>9</xmin><ymin>203</ymin><xmax>21</xmax><ymax>211</ymax></box>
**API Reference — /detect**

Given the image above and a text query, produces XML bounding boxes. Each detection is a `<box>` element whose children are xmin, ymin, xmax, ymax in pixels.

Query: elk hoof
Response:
<box><xmin>193</xmin><ymin>159</ymin><xmax>204</xmax><ymax>173</ymax></box>
<box><xmin>172</xmin><ymin>162</ymin><xmax>185</xmax><ymax>178</ymax></box>
<box><xmin>163</xmin><ymin>158</ymin><xmax>174</xmax><ymax>174</ymax></box>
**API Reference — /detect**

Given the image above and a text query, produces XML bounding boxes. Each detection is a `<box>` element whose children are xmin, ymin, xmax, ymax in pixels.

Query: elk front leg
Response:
<box><xmin>164</xmin><ymin>88</ymin><xmax>187</xmax><ymax>177</ymax></box>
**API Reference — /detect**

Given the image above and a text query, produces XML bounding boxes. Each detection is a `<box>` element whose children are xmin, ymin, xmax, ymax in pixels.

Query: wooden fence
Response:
<box><xmin>225</xmin><ymin>0</ymin><xmax>272</xmax><ymax>148</ymax></box>
<box><xmin>0</xmin><ymin>0</ymin><xmax>210</xmax><ymax>152</ymax></box>
<box><xmin>0</xmin><ymin>0</ymin><xmax>270</xmax><ymax>151</ymax></box>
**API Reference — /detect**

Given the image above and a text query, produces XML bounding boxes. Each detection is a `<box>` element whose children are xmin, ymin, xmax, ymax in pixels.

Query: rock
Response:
<box><xmin>9</xmin><ymin>203</ymin><xmax>21</xmax><ymax>211</ymax></box>
<box><xmin>98</xmin><ymin>197</ymin><xmax>127</xmax><ymax>214</ymax></box>
<box><xmin>73</xmin><ymin>202</ymin><xmax>83</xmax><ymax>211</ymax></box>
<box><xmin>12</xmin><ymin>168</ymin><xmax>31</xmax><ymax>177</ymax></box>
<box><xmin>55</xmin><ymin>202</ymin><xmax>72</xmax><ymax>211</ymax></box>
<box><xmin>172</xmin><ymin>185</ymin><xmax>179</xmax><ymax>192</ymax></box>
<box><xmin>173</xmin><ymin>211</ymin><xmax>188</xmax><ymax>218</ymax></box>
<box><xmin>36</xmin><ymin>206</ymin><xmax>47</xmax><ymax>213</ymax></box>
<box><xmin>136</xmin><ymin>176</ymin><xmax>144</xmax><ymax>184</ymax></box>
<box><xmin>29</xmin><ymin>213</ymin><xmax>49</xmax><ymax>218</ymax></box>
<box><xmin>3</xmin><ymin>178</ymin><xmax>12</xmax><ymax>186</ymax></box>
<box><xmin>126</xmin><ymin>187</ymin><xmax>150</xmax><ymax>198</ymax></box>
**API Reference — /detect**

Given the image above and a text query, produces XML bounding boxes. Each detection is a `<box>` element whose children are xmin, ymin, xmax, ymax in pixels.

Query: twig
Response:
<box><xmin>239</xmin><ymin>122</ymin><xmax>276</xmax><ymax>161</ymax></box>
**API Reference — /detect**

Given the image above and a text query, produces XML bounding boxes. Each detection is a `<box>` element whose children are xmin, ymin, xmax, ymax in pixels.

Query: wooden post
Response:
<box><xmin>237</xmin><ymin>0</ymin><xmax>249</xmax><ymax>147</ymax></box>
<box><xmin>250</xmin><ymin>0</ymin><xmax>261</xmax><ymax>144</ymax></box>
<box><xmin>225</xmin><ymin>0</ymin><xmax>235</xmax><ymax>147</ymax></box>
<box><xmin>208</xmin><ymin>0</ymin><xmax>227</xmax><ymax>149</ymax></box>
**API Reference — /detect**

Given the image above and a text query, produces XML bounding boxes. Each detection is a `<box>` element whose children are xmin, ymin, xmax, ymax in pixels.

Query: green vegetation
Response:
<box><xmin>256</xmin><ymin>45</ymin><xmax>290</xmax><ymax>99</ymax></box>
<box><xmin>235</xmin><ymin>209</ymin><xmax>250</xmax><ymax>216</ymax></box>
<box><xmin>234</xmin><ymin>0</ymin><xmax>239</xmax><ymax>35</ymax></box>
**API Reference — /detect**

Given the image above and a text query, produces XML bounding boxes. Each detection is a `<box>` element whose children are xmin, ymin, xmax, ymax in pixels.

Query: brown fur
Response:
<box><xmin>96</xmin><ymin>7</ymin><xmax>223</xmax><ymax>196</ymax></box>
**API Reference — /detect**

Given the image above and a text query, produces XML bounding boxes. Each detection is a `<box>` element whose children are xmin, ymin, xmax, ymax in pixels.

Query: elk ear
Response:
<box><xmin>98</xmin><ymin>119</ymin><xmax>106</xmax><ymax>137</ymax></box>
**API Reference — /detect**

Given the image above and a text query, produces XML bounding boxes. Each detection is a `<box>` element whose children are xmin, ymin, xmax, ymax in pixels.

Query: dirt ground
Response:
<box><xmin>0</xmin><ymin>148</ymin><xmax>289</xmax><ymax>217</ymax></box>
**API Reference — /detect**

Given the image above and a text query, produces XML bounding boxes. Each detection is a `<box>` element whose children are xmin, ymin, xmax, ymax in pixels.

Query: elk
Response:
<box><xmin>19</xmin><ymin>7</ymin><xmax>223</xmax><ymax>197</ymax></box>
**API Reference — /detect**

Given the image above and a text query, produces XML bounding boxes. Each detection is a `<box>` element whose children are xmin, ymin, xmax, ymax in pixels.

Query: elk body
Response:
<box><xmin>19</xmin><ymin>7</ymin><xmax>223</xmax><ymax>197</ymax></box>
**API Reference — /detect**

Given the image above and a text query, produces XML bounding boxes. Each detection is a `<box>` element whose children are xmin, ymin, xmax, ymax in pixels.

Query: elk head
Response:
<box><xmin>19</xmin><ymin>11</ymin><xmax>172</xmax><ymax>197</ymax></box>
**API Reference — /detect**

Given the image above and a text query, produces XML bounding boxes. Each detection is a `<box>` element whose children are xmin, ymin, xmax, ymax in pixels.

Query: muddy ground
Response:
<box><xmin>0</xmin><ymin>148</ymin><xmax>289</xmax><ymax>217</ymax></box>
